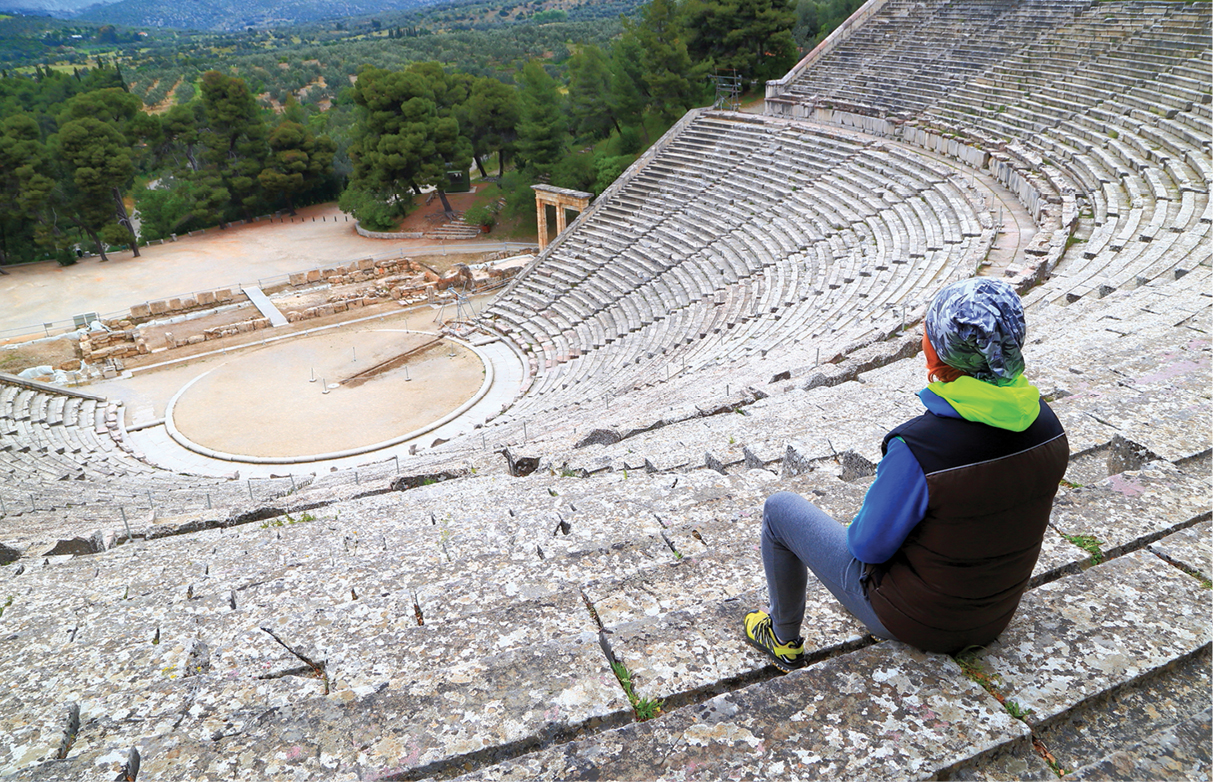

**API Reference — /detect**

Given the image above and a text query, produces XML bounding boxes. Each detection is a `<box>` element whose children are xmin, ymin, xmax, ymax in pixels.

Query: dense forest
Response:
<box><xmin>0</xmin><ymin>0</ymin><xmax>864</xmax><ymax>265</ymax></box>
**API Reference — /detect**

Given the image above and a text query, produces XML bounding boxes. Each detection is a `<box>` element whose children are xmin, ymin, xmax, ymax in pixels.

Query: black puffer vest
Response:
<box><xmin>867</xmin><ymin>400</ymin><xmax>1068</xmax><ymax>653</ymax></box>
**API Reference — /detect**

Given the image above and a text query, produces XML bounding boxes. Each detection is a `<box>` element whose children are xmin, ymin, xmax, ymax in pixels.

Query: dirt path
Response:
<box><xmin>0</xmin><ymin>201</ymin><xmax>527</xmax><ymax>340</ymax></box>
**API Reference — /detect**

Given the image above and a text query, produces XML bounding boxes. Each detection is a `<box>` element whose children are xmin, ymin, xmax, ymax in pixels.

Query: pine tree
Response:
<box><xmin>624</xmin><ymin>0</ymin><xmax>710</xmax><ymax>122</ymax></box>
<box><xmin>566</xmin><ymin>45</ymin><xmax>618</xmax><ymax>141</ymax></box>
<box><xmin>515</xmin><ymin>60</ymin><xmax>568</xmax><ymax>177</ymax></box>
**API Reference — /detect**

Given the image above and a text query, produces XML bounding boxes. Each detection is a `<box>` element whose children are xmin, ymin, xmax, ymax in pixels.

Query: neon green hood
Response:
<box><xmin>927</xmin><ymin>374</ymin><xmax>1041</xmax><ymax>432</ymax></box>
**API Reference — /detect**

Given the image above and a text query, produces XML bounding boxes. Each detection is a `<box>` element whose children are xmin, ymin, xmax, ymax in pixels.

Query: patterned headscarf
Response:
<box><xmin>924</xmin><ymin>278</ymin><xmax>1026</xmax><ymax>385</ymax></box>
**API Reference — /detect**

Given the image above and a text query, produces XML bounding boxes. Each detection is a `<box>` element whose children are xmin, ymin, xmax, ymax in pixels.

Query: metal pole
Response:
<box><xmin>247</xmin><ymin>480</ymin><xmax>253</xmax><ymax>501</ymax></box>
<box><xmin>322</xmin><ymin>379</ymin><xmax>330</xmax><ymax>394</ymax></box>
<box><xmin>206</xmin><ymin>493</ymin><xmax>211</xmax><ymax>509</ymax></box>
<box><xmin>394</xmin><ymin>455</ymin><xmax>400</xmax><ymax>473</ymax></box>
<box><xmin>120</xmin><ymin>506</ymin><xmax>133</xmax><ymax>543</ymax></box>
<box><xmin>523</xmin><ymin>421</ymin><xmax>528</xmax><ymax>443</ymax></box>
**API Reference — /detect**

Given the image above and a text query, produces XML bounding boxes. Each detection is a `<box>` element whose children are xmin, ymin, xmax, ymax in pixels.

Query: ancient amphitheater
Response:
<box><xmin>2</xmin><ymin>0</ymin><xmax>1210</xmax><ymax>779</ymax></box>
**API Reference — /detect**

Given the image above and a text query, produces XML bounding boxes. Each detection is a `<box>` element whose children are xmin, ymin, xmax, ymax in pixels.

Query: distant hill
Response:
<box><xmin>0</xmin><ymin>0</ymin><xmax>122</xmax><ymax>18</ymax></box>
<box><xmin>5</xmin><ymin>0</ymin><xmax>446</xmax><ymax>30</ymax></box>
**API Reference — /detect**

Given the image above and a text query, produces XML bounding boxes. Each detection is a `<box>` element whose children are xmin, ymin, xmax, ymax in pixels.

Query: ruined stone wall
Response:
<box><xmin>128</xmin><ymin>289</ymin><xmax>247</xmax><ymax>323</ymax></box>
<box><xmin>78</xmin><ymin>321</ymin><xmax>149</xmax><ymax>362</ymax></box>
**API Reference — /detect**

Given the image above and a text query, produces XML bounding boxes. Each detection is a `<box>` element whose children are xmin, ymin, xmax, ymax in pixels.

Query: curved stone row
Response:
<box><xmin>0</xmin><ymin>377</ymin><xmax>298</xmax><ymax>548</ymax></box>
<box><xmin>783</xmin><ymin>0</ymin><xmax>1093</xmax><ymax>115</ymax></box>
<box><xmin>482</xmin><ymin>112</ymin><xmax>991</xmax><ymax>428</ymax></box>
<box><xmin>920</xmin><ymin>3</ymin><xmax>1211</xmax><ymax>306</ymax></box>
<box><xmin>775</xmin><ymin>0</ymin><xmax>1211</xmax><ymax>311</ymax></box>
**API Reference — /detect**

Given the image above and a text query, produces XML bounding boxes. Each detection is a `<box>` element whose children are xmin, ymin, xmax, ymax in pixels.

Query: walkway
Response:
<box><xmin>240</xmin><ymin>286</ymin><xmax>289</xmax><ymax>327</ymax></box>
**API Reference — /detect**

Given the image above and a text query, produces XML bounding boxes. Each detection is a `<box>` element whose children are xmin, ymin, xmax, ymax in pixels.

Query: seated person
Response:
<box><xmin>745</xmin><ymin>278</ymin><xmax>1069</xmax><ymax>670</ymax></box>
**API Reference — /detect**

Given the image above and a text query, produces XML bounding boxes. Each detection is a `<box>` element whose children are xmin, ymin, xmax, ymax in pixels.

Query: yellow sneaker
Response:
<box><xmin>743</xmin><ymin>609</ymin><xmax>806</xmax><ymax>672</ymax></box>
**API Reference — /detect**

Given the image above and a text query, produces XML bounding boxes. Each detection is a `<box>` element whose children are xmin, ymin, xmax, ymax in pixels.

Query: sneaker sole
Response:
<box><xmin>743</xmin><ymin>631</ymin><xmax>805</xmax><ymax>673</ymax></box>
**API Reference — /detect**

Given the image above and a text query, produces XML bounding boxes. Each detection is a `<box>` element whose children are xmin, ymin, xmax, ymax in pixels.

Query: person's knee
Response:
<box><xmin>763</xmin><ymin>491</ymin><xmax>800</xmax><ymax>518</ymax></box>
<box><xmin>762</xmin><ymin>491</ymin><xmax>803</xmax><ymax>536</ymax></box>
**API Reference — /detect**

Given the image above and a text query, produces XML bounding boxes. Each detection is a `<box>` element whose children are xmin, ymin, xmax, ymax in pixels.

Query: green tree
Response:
<box><xmin>608</xmin><ymin>34</ymin><xmax>651</xmax><ymax>142</ymax></box>
<box><xmin>59</xmin><ymin>86</ymin><xmax>154</xmax><ymax>254</ymax></box>
<box><xmin>624</xmin><ymin>0</ymin><xmax>710</xmax><ymax>122</ymax></box>
<box><xmin>258</xmin><ymin>120</ymin><xmax>336</xmax><ymax>215</ymax></box>
<box><xmin>197</xmin><ymin>70</ymin><xmax>268</xmax><ymax>222</ymax></box>
<box><xmin>515</xmin><ymin>60</ymin><xmax>567</xmax><ymax>177</ymax></box>
<box><xmin>53</xmin><ymin>116</ymin><xmax>136</xmax><ymax>260</ymax></box>
<box><xmin>0</xmin><ymin>114</ymin><xmax>59</xmax><ymax>265</ymax></box>
<box><xmin>347</xmin><ymin>62</ymin><xmax>473</xmax><ymax>222</ymax></box>
<box><xmin>793</xmin><ymin>0</ymin><xmax>864</xmax><ymax>49</ymax></box>
<box><xmin>463</xmin><ymin>76</ymin><xmax>520</xmax><ymax>177</ymax></box>
<box><xmin>685</xmin><ymin>0</ymin><xmax>798</xmax><ymax>83</ymax></box>
<box><xmin>566</xmin><ymin>44</ymin><xmax>618</xmax><ymax>142</ymax></box>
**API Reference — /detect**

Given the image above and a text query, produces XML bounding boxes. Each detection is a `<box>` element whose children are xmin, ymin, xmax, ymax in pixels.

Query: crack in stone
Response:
<box><xmin>55</xmin><ymin>702</ymin><xmax>80</xmax><ymax>760</ymax></box>
<box><xmin>259</xmin><ymin>626</ymin><xmax>328</xmax><ymax>693</ymax></box>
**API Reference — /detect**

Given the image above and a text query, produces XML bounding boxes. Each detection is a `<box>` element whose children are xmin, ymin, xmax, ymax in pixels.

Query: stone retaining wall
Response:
<box><xmin>129</xmin><ymin>288</ymin><xmax>247</xmax><ymax>324</ymax></box>
<box><xmin>78</xmin><ymin>320</ymin><xmax>149</xmax><ymax>362</ymax></box>
<box><xmin>156</xmin><ymin>254</ymin><xmax>526</xmax><ymax>350</ymax></box>
<box><xmin>354</xmin><ymin>222</ymin><xmax>424</xmax><ymax>240</ymax></box>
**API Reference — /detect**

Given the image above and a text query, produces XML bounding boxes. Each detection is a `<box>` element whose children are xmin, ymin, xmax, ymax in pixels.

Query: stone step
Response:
<box><xmin>452</xmin><ymin>639</ymin><xmax>1028</xmax><ymax>781</ymax></box>
<box><xmin>451</xmin><ymin>533</ymin><xmax>1211</xmax><ymax>782</ymax></box>
<box><xmin>1068</xmin><ymin>705</ymin><xmax>1211</xmax><ymax>781</ymax></box>
<box><xmin>1032</xmin><ymin>647</ymin><xmax>1211</xmax><ymax>780</ymax></box>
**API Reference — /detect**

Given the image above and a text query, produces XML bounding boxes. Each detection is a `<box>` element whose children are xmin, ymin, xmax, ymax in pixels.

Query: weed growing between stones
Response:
<box><xmin>954</xmin><ymin>647</ymin><xmax>1004</xmax><ymax>701</ymax></box>
<box><xmin>1004</xmin><ymin>700</ymin><xmax>1033</xmax><ymax>720</ymax></box>
<box><xmin>611</xmin><ymin>661</ymin><xmax>664</xmax><ymax>722</ymax></box>
<box><xmin>1059</xmin><ymin>478</ymin><xmax>1083</xmax><ymax>488</ymax></box>
<box><xmin>956</xmin><ymin>648</ymin><xmax>1065</xmax><ymax>777</ymax></box>
<box><xmin>0</xmin><ymin>595</ymin><xmax>11</xmax><ymax>618</ymax></box>
<box><xmin>1063</xmin><ymin>533</ymin><xmax>1105</xmax><ymax>564</ymax></box>
<box><xmin>260</xmin><ymin>512</ymin><xmax>316</xmax><ymax>528</ymax></box>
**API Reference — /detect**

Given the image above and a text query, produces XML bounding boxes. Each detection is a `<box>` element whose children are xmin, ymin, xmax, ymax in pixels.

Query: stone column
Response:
<box><xmin>532</xmin><ymin>185</ymin><xmax>592</xmax><ymax>252</ymax></box>
<box><xmin>536</xmin><ymin>200</ymin><xmax>549</xmax><ymax>251</ymax></box>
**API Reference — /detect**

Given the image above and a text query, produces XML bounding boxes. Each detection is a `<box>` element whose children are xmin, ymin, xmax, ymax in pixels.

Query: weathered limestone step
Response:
<box><xmin>259</xmin><ymin>590</ymin><xmax>598</xmax><ymax>693</ymax></box>
<box><xmin>603</xmin><ymin>586</ymin><xmax>868</xmax><ymax>705</ymax></box>
<box><xmin>455</xmin><ymin>641</ymin><xmax>1028</xmax><ymax>781</ymax></box>
<box><xmin>1148</xmin><ymin>519</ymin><xmax>1212</xmax><ymax>581</ymax></box>
<box><xmin>1051</xmin><ymin>332</ymin><xmax>1209</xmax><ymax>464</ymax></box>
<box><xmin>1067</xmin><ymin>706</ymin><xmax>1211</xmax><ymax>781</ymax></box>
<box><xmin>17</xmin><ymin>632</ymin><xmax>628</xmax><ymax>781</ymax></box>
<box><xmin>1049</xmin><ymin>460</ymin><xmax>1211</xmax><ymax>564</ymax></box>
<box><xmin>1035</xmin><ymin>646</ymin><xmax>1211</xmax><ymax>779</ymax></box>
<box><xmin>975</xmin><ymin>550</ymin><xmax>1212</xmax><ymax>728</ymax></box>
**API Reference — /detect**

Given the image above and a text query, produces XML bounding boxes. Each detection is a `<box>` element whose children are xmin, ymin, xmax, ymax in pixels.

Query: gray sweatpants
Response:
<box><xmin>761</xmin><ymin>491</ymin><xmax>894</xmax><ymax>643</ymax></box>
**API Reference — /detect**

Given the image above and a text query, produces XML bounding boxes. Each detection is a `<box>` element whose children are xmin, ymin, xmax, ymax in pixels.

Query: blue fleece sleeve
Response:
<box><xmin>846</xmin><ymin>437</ymin><xmax>929</xmax><ymax>564</ymax></box>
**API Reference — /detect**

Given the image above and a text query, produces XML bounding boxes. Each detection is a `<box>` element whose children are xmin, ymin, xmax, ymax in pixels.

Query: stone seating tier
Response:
<box><xmin>3</xmin><ymin>1</ymin><xmax>1211</xmax><ymax>776</ymax></box>
<box><xmin>4</xmin><ymin>262</ymin><xmax>1208</xmax><ymax>779</ymax></box>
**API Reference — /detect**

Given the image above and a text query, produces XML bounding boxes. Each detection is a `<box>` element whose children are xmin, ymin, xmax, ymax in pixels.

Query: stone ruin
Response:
<box><xmin>0</xmin><ymin>1</ymin><xmax>1209</xmax><ymax>779</ymax></box>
